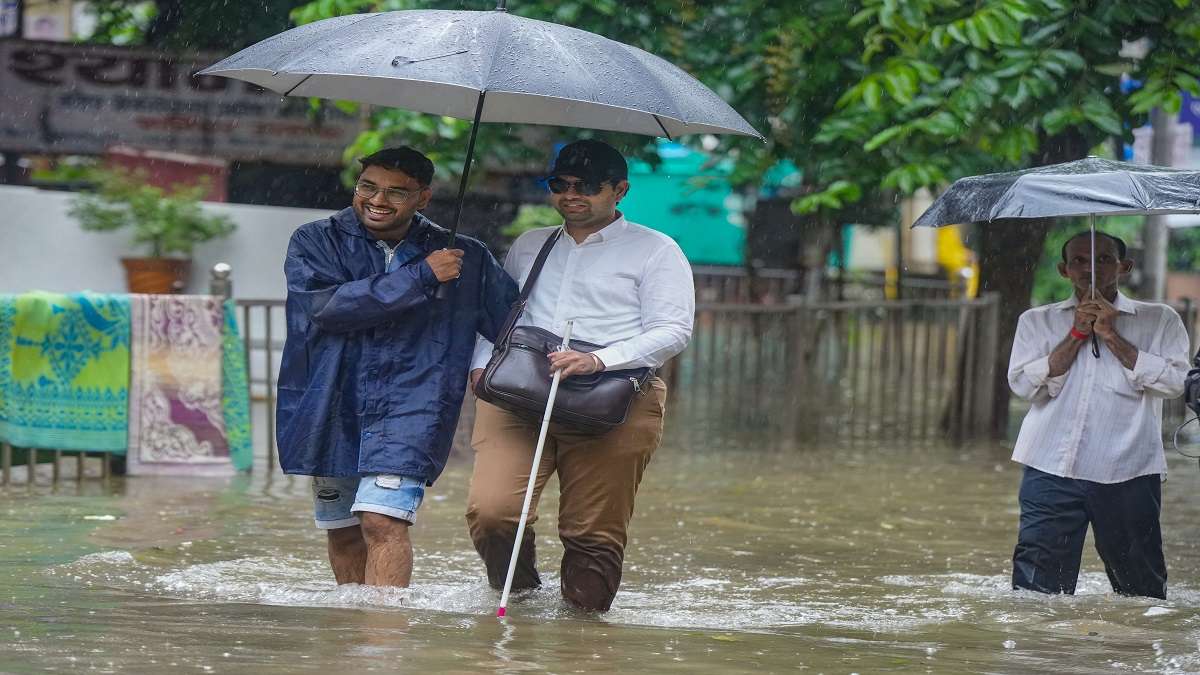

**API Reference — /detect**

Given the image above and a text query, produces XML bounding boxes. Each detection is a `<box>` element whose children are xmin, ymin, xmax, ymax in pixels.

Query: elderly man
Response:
<box><xmin>466</xmin><ymin>139</ymin><xmax>695</xmax><ymax>611</ymax></box>
<box><xmin>1007</xmin><ymin>230</ymin><xmax>1189</xmax><ymax>599</ymax></box>
<box><xmin>277</xmin><ymin>146</ymin><xmax>517</xmax><ymax>587</ymax></box>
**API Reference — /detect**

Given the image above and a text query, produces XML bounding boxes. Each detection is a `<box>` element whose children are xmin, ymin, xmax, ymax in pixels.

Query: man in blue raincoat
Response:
<box><xmin>277</xmin><ymin>146</ymin><xmax>517</xmax><ymax>587</ymax></box>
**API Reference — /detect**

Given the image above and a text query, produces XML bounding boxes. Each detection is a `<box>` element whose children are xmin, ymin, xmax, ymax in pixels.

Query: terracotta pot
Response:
<box><xmin>120</xmin><ymin>257</ymin><xmax>191</xmax><ymax>294</ymax></box>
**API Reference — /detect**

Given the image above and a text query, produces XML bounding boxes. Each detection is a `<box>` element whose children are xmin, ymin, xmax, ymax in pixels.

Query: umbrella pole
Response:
<box><xmin>1090</xmin><ymin>215</ymin><xmax>1095</xmax><ymax>299</ymax></box>
<box><xmin>434</xmin><ymin>92</ymin><xmax>486</xmax><ymax>300</ymax></box>
<box><xmin>447</xmin><ymin>91</ymin><xmax>487</xmax><ymax>247</ymax></box>
<box><xmin>1090</xmin><ymin>215</ymin><xmax>1100</xmax><ymax>358</ymax></box>
<box><xmin>497</xmin><ymin>320</ymin><xmax>574</xmax><ymax>618</ymax></box>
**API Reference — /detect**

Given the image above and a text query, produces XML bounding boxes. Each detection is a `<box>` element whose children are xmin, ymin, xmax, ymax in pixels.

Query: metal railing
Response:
<box><xmin>0</xmin><ymin>445</ymin><xmax>115</xmax><ymax>486</ymax></box>
<box><xmin>692</xmin><ymin>266</ymin><xmax>801</xmax><ymax>304</ymax></box>
<box><xmin>237</xmin><ymin>298</ymin><xmax>285</xmax><ymax>469</ymax></box>
<box><xmin>692</xmin><ymin>266</ymin><xmax>964</xmax><ymax>304</ymax></box>
<box><xmin>659</xmin><ymin>294</ymin><xmax>1001</xmax><ymax>445</ymax></box>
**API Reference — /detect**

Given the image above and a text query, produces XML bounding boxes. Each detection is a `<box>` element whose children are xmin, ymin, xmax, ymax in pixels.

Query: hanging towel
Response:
<box><xmin>0</xmin><ymin>291</ymin><xmax>130</xmax><ymax>451</ymax></box>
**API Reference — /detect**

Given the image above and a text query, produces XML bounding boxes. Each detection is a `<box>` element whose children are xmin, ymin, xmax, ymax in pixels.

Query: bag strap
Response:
<box><xmin>496</xmin><ymin>228</ymin><xmax>564</xmax><ymax>347</ymax></box>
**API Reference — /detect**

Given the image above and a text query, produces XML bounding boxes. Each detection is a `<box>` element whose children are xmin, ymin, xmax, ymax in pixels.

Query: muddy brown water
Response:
<box><xmin>3</xmin><ymin>415</ymin><xmax>1200</xmax><ymax>673</ymax></box>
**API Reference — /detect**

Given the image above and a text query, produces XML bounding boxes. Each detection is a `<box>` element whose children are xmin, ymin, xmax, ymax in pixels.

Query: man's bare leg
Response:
<box><xmin>326</xmin><ymin>524</ymin><xmax>367</xmax><ymax>584</ymax></box>
<box><xmin>360</xmin><ymin>512</ymin><xmax>413</xmax><ymax>587</ymax></box>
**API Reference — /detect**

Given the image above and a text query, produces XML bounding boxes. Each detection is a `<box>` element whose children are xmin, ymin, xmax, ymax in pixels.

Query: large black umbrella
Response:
<box><xmin>913</xmin><ymin>156</ymin><xmax>1200</xmax><ymax>356</ymax></box>
<box><xmin>199</xmin><ymin>3</ymin><xmax>762</xmax><ymax>250</ymax></box>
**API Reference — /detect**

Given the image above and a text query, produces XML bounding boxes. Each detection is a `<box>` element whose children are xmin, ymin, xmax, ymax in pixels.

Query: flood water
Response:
<box><xmin>4</xmin><ymin>413</ymin><xmax>1200</xmax><ymax>673</ymax></box>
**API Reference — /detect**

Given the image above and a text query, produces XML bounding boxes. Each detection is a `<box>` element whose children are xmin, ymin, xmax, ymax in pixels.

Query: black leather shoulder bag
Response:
<box><xmin>474</xmin><ymin>228</ymin><xmax>653</xmax><ymax>434</ymax></box>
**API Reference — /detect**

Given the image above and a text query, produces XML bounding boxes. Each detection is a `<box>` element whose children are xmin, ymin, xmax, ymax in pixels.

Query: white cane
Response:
<box><xmin>496</xmin><ymin>320</ymin><xmax>574</xmax><ymax>618</ymax></box>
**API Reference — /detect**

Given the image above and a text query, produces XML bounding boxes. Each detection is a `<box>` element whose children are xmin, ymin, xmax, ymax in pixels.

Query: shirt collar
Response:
<box><xmin>572</xmin><ymin>212</ymin><xmax>629</xmax><ymax>244</ymax></box>
<box><xmin>1057</xmin><ymin>290</ymin><xmax>1137</xmax><ymax>315</ymax></box>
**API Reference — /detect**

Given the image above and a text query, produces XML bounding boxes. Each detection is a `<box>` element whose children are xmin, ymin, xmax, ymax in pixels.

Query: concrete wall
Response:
<box><xmin>0</xmin><ymin>185</ymin><xmax>333</xmax><ymax>298</ymax></box>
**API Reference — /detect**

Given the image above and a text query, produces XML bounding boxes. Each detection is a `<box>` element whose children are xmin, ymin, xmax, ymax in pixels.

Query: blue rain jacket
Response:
<box><xmin>276</xmin><ymin>208</ymin><xmax>517</xmax><ymax>482</ymax></box>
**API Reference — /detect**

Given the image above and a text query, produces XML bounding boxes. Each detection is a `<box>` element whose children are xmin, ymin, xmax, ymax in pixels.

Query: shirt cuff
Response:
<box><xmin>1125</xmin><ymin>350</ymin><xmax>1165</xmax><ymax>391</ymax></box>
<box><xmin>591</xmin><ymin>346</ymin><xmax>625</xmax><ymax>371</ymax></box>
<box><xmin>471</xmin><ymin>338</ymin><xmax>495</xmax><ymax>371</ymax></box>
<box><xmin>1024</xmin><ymin>356</ymin><xmax>1068</xmax><ymax>398</ymax></box>
<box><xmin>416</xmin><ymin>259</ymin><xmax>441</xmax><ymax>295</ymax></box>
<box><xmin>1044</xmin><ymin>372</ymin><xmax>1068</xmax><ymax>398</ymax></box>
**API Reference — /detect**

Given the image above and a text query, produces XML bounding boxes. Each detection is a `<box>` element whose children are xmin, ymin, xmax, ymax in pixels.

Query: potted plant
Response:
<box><xmin>70</xmin><ymin>167</ymin><xmax>236</xmax><ymax>294</ymax></box>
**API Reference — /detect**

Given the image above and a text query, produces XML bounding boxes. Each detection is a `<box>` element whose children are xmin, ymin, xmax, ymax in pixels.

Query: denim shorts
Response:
<box><xmin>311</xmin><ymin>475</ymin><xmax>426</xmax><ymax>529</ymax></box>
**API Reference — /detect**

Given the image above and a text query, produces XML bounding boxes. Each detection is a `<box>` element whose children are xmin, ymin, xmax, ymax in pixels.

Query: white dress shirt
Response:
<box><xmin>472</xmin><ymin>215</ymin><xmax>694</xmax><ymax>372</ymax></box>
<box><xmin>1008</xmin><ymin>292</ymin><xmax>1190</xmax><ymax>483</ymax></box>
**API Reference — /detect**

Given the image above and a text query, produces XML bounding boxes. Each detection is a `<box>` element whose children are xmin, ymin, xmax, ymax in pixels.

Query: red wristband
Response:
<box><xmin>1069</xmin><ymin>327</ymin><xmax>1088</xmax><ymax>341</ymax></box>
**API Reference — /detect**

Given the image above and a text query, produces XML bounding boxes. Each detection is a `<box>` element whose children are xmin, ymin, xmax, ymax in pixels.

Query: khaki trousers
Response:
<box><xmin>466</xmin><ymin>377</ymin><xmax>666</xmax><ymax>611</ymax></box>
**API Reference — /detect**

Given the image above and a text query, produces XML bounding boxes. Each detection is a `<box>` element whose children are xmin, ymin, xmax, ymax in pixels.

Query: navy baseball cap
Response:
<box><xmin>547</xmin><ymin>140</ymin><xmax>628</xmax><ymax>184</ymax></box>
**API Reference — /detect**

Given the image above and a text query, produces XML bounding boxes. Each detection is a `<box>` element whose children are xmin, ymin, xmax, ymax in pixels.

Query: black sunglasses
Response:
<box><xmin>546</xmin><ymin>177</ymin><xmax>606</xmax><ymax>196</ymax></box>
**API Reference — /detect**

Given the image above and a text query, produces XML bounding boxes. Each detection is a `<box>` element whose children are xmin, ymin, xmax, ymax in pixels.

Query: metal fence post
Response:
<box><xmin>209</xmin><ymin>262</ymin><xmax>233</xmax><ymax>299</ymax></box>
<box><xmin>264</xmin><ymin>307</ymin><xmax>277</xmax><ymax>470</ymax></box>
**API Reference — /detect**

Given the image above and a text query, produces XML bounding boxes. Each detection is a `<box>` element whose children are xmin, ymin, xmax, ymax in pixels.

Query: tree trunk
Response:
<box><xmin>977</xmin><ymin>218</ymin><xmax>1052</xmax><ymax>436</ymax></box>
<box><xmin>973</xmin><ymin>129</ymin><xmax>1093</xmax><ymax>438</ymax></box>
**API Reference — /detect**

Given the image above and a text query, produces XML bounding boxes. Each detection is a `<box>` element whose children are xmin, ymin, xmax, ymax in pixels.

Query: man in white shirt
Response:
<box><xmin>465</xmin><ymin>139</ymin><xmax>694</xmax><ymax>611</ymax></box>
<box><xmin>1007</xmin><ymin>231</ymin><xmax>1189</xmax><ymax>599</ymax></box>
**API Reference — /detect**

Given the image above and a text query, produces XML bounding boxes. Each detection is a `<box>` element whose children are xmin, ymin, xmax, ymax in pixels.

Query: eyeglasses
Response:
<box><xmin>546</xmin><ymin>177</ymin><xmax>606</xmax><ymax>196</ymax></box>
<box><xmin>355</xmin><ymin>181</ymin><xmax>420</xmax><ymax>204</ymax></box>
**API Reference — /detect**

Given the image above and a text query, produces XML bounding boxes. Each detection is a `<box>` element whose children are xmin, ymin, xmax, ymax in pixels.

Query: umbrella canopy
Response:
<box><xmin>912</xmin><ymin>156</ymin><xmax>1200</xmax><ymax>358</ymax></box>
<box><xmin>198</xmin><ymin>9</ymin><xmax>762</xmax><ymax>140</ymax></box>
<box><xmin>912</xmin><ymin>157</ymin><xmax>1200</xmax><ymax>228</ymax></box>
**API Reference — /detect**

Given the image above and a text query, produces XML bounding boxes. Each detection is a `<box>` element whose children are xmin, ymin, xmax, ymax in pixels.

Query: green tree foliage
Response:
<box><xmin>814</xmin><ymin>0</ymin><xmax>1200</xmax><ymax>203</ymax></box>
<box><xmin>1168</xmin><ymin>227</ymin><xmax>1200</xmax><ymax>272</ymax></box>
<box><xmin>817</xmin><ymin>0</ymin><xmax>1200</xmax><ymax>434</ymax></box>
<box><xmin>86</xmin><ymin>0</ymin><xmax>312</xmax><ymax>51</ymax></box>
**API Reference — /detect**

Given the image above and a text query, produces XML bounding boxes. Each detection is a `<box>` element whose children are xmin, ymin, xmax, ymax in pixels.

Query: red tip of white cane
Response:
<box><xmin>497</xmin><ymin>607</ymin><xmax>506</xmax><ymax>617</ymax></box>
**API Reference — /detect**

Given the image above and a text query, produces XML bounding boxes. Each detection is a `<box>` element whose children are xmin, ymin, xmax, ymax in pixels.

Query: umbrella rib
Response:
<box><xmin>283</xmin><ymin>74</ymin><xmax>314</xmax><ymax>97</ymax></box>
<box><xmin>653</xmin><ymin>115</ymin><xmax>673</xmax><ymax>141</ymax></box>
